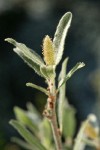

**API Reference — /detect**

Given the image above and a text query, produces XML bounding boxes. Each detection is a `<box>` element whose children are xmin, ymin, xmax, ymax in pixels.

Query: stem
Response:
<box><xmin>50</xmin><ymin>108</ymin><xmax>62</xmax><ymax>150</ymax></box>
<box><xmin>43</xmin><ymin>79</ymin><xmax>62</xmax><ymax>150</ymax></box>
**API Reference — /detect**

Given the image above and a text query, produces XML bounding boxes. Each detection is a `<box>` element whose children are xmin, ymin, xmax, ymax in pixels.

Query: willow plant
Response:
<box><xmin>5</xmin><ymin>12</ymin><xmax>100</xmax><ymax>150</ymax></box>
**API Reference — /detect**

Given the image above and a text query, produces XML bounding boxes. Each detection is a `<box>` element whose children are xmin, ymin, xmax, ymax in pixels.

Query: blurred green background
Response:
<box><xmin>0</xmin><ymin>0</ymin><xmax>100</xmax><ymax>149</ymax></box>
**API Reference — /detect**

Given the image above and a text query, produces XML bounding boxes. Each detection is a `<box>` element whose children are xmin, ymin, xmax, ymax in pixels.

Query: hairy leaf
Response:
<box><xmin>53</xmin><ymin>12</ymin><xmax>72</xmax><ymax>65</ymax></box>
<box><xmin>26</xmin><ymin>82</ymin><xmax>49</xmax><ymax>95</ymax></box>
<box><xmin>58</xmin><ymin>58</ymin><xmax>69</xmax><ymax>131</ymax></box>
<box><xmin>40</xmin><ymin>65</ymin><xmax>56</xmax><ymax>80</ymax></box>
<box><xmin>58</xmin><ymin>62</ymin><xmax>85</xmax><ymax>90</ymax></box>
<box><xmin>5</xmin><ymin>38</ymin><xmax>44</xmax><ymax>77</ymax></box>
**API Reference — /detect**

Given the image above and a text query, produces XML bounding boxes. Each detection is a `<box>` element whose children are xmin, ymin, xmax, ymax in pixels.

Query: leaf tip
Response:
<box><xmin>78</xmin><ymin>62</ymin><xmax>85</xmax><ymax>69</ymax></box>
<box><xmin>5</xmin><ymin>38</ymin><xmax>16</xmax><ymax>45</ymax></box>
<box><xmin>9</xmin><ymin>119</ymin><xmax>14</xmax><ymax>125</ymax></box>
<box><xmin>13</xmin><ymin>106</ymin><xmax>19</xmax><ymax>112</ymax></box>
<box><xmin>62</xmin><ymin>12</ymin><xmax>72</xmax><ymax>28</ymax></box>
<box><xmin>66</xmin><ymin>11</ymin><xmax>72</xmax><ymax>19</ymax></box>
<box><xmin>64</xmin><ymin>57</ymin><xmax>69</xmax><ymax>64</ymax></box>
<box><xmin>26</xmin><ymin>83</ymin><xmax>30</xmax><ymax>87</ymax></box>
<box><xmin>68</xmin><ymin>11</ymin><xmax>72</xmax><ymax>16</ymax></box>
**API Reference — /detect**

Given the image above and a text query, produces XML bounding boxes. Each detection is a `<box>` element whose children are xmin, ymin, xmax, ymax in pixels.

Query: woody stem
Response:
<box><xmin>43</xmin><ymin>80</ymin><xmax>62</xmax><ymax>150</ymax></box>
<box><xmin>50</xmin><ymin>103</ymin><xmax>62</xmax><ymax>150</ymax></box>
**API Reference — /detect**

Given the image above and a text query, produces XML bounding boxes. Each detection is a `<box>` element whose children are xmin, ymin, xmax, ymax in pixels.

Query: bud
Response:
<box><xmin>42</xmin><ymin>35</ymin><xmax>55</xmax><ymax>65</ymax></box>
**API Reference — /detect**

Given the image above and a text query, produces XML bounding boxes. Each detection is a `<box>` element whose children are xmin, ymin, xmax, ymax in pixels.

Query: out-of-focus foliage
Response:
<box><xmin>10</xmin><ymin>104</ymin><xmax>100</xmax><ymax>150</ymax></box>
<box><xmin>10</xmin><ymin>101</ymin><xmax>76</xmax><ymax>150</ymax></box>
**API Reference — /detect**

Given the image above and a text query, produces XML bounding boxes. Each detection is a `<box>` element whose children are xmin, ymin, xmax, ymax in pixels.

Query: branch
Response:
<box><xmin>43</xmin><ymin>80</ymin><xmax>62</xmax><ymax>150</ymax></box>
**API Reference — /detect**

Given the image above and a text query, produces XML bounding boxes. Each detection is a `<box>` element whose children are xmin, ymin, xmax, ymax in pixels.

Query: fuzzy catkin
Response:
<box><xmin>42</xmin><ymin>35</ymin><xmax>55</xmax><ymax>65</ymax></box>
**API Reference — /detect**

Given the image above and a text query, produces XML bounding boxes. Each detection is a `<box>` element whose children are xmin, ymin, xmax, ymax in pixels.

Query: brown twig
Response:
<box><xmin>43</xmin><ymin>80</ymin><xmax>62</xmax><ymax>150</ymax></box>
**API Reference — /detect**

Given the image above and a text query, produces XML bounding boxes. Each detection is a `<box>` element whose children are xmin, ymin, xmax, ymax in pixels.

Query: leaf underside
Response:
<box><xmin>5</xmin><ymin>38</ymin><xmax>44</xmax><ymax>77</ymax></box>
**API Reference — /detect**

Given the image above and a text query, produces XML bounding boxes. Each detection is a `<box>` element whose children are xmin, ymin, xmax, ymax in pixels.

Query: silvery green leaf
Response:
<box><xmin>58</xmin><ymin>58</ymin><xmax>69</xmax><ymax>131</ymax></box>
<box><xmin>62</xmin><ymin>101</ymin><xmax>76</xmax><ymax>139</ymax></box>
<box><xmin>26</xmin><ymin>82</ymin><xmax>49</xmax><ymax>95</ymax></box>
<box><xmin>5</xmin><ymin>38</ymin><xmax>44</xmax><ymax>64</ymax></box>
<box><xmin>11</xmin><ymin>137</ymin><xmax>32</xmax><ymax>150</ymax></box>
<box><xmin>58</xmin><ymin>57</ymin><xmax>69</xmax><ymax>81</ymax></box>
<box><xmin>5</xmin><ymin>38</ymin><xmax>44</xmax><ymax>77</ymax></box>
<box><xmin>14</xmin><ymin>48</ymin><xmax>43</xmax><ymax>76</ymax></box>
<box><xmin>58</xmin><ymin>62</ymin><xmax>85</xmax><ymax>90</ymax></box>
<box><xmin>26</xmin><ymin>102</ymin><xmax>41</xmax><ymax>120</ymax></box>
<box><xmin>14</xmin><ymin>107</ymin><xmax>39</xmax><ymax>136</ymax></box>
<box><xmin>39</xmin><ymin>118</ymin><xmax>53</xmax><ymax>149</ymax></box>
<box><xmin>40</xmin><ymin>65</ymin><xmax>56</xmax><ymax>80</ymax></box>
<box><xmin>10</xmin><ymin>120</ymin><xmax>46</xmax><ymax>150</ymax></box>
<box><xmin>53</xmin><ymin>12</ymin><xmax>72</xmax><ymax>65</ymax></box>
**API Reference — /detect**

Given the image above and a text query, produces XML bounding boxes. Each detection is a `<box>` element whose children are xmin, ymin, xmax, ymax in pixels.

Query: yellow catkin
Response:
<box><xmin>85</xmin><ymin>124</ymin><xmax>98</xmax><ymax>139</ymax></box>
<box><xmin>42</xmin><ymin>35</ymin><xmax>55</xmax><ymax>65</ymax></box>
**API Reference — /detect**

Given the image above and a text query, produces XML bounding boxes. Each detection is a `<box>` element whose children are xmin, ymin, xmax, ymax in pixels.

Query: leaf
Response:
<box><xmin>40</xmin><ymin>65</ymin><xmax>56</xmax><ymax>80</ymax></box>
<box><xmin>5</xmin><ymin>38</ymin><xmax>44</xmax><ymax>77</ymax></box>
<box><xmin>14</xmin><ymin>48</ymin><xmax>43</xmax><ymax>76</ymax></box>
<box><xmin>58</xmin><ymin>62</ymin><xmax>85</xmax><ymax>90</ymax></box>
<box><xmin>58</xmin><ymin>58</ymin><xmax>69</xmax><ymax>131</ymax></box>
<box><xmin>26</xmin><ymin>82</ymin><xmax>49</xmax><ymax>95</ymax></box>
<box><xmin>14</xmin><ymin>107</ymin><xmax>39</xmax><ymax>136</ymax></box>
<box><xmin>58</xmin><ymin>57</ymin><xmax>69</xmax><ymax>81</ymax></box>
<box><xmin>53</xmin><ymin>12</ymin><xmax>72</xmax><ymax>65</ymax></box>
<box><xmin>11</xmin><ymin>137</ymin><xmax>32</xmax><ymax>150</ymax></box>
<box><xmin>10</xmin><ymin>120</ymin><xmax>46</xmax><ymax>150</ymax></box>
<box><xmin>5</xmin><ymin>38</ymin><xmax>44</xmax><ymax>64</ymax></box>
<box><xmin>26</xmin><ymin>103</ymin><xmax>42</xmax><ymax>130</ymax></box>
<box><xmin>39</xmin><ymin>118</ymin><xmax>53</xmax><ymax>149</ymax></box>
<box><xmin>62</xmin><ymin>101</ymin><xmax>76</xmax><ymax>139</ymax></box>
<box><xmin>57</xmin><ymin>58</ymin><xmax>76</xmax><ymax>144</ymax></box>
<box><xmin>26</xmin><ymin>102</ymin><xmax>41</xmax><ymax>120</ymax></box>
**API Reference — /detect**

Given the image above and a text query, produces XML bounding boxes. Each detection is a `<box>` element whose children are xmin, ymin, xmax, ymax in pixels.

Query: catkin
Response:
<box><xmin>42</xmin><ymin>35</ymin><xmax>55</xmax><ymax>65</ymax></box>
